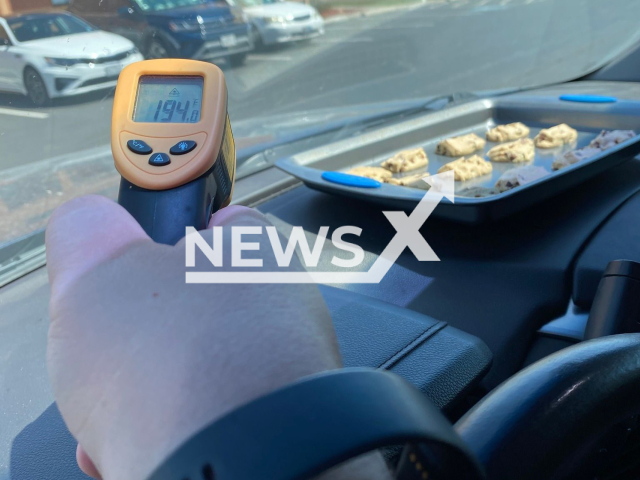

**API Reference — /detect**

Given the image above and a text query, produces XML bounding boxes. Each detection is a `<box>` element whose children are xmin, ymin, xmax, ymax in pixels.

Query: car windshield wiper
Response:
<box><xmin>237</xmin><ymin>91</ymin><xmax>484</xmax><ymax>165</ymax></box>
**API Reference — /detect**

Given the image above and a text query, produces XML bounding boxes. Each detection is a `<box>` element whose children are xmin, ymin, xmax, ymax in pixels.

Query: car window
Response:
<box><xmin>7</xmin><ymin>14</ymin><xmax>93</xmax><ymax>42</ymax></box>
<box><xmin>0</xmin><ymin>24</ymin><xmax>11</xmax><ymax>43</ymax></box>
<box><xmin>2</xmin><ymin>0</ymin><xmax>640</xmax><ymax>287</ymax></box>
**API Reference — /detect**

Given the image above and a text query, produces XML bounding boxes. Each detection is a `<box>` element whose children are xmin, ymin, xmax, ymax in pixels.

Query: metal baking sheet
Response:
<box><xmin>276</xmin><ymin>94</ymin><xmax>640</xmax><ymax>223</ymax></box>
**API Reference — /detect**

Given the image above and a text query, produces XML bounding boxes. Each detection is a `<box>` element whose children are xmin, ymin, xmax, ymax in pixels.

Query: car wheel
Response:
<box><xmin>228</xmin><ymin>52</ymin><xmax>247</xmax><ymax>67</ymax></box>
<box><xmin>146</xmin><ymin>39</ymin><xmax>173</xmax><ymax>59</ymax></box>
<box><xmin>24</xmin><ymin>67</ymin><xmax>49</xmax><ymax>107</ymax></box>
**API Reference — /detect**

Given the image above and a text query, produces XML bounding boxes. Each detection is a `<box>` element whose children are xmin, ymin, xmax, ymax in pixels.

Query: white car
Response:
<box><xmin>231</xmin><ymin>0</ymin><xmax>324</xmax><ymax>46</ymax></box>
<box><xmin>0</xmin><ymin>12</ymin><xmax>144</xmax><ymax>106</ymax></box>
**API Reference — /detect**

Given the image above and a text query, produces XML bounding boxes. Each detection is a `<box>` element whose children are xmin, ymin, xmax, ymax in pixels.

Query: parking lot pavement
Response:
<box><xmin>228</xmin><ymin>0</ymin><xmax>640</xmax><ymax>118</ymax></box>
<box><xmin>0</xmin><ymin>90</ymin><xmax>114</xmax><ymax>172</ymax></box>
<box><xmin>226</xmin><ymin>11</ymin><xmax>398</xmax><ymax>95</ymax></box>
<box><xmin>0</xmin><ymin>0</ymin><xmax>505</xmax><ymax>173</ymax></box>
<box><xmin>2</xmin><ymin>0</ymin><xmax>640</xmax><ymax>176</ymax></box>
<box><xmin>0</xmin><ymin>11</ymin><xmax>394</xmax><ymax>174</ymax></box>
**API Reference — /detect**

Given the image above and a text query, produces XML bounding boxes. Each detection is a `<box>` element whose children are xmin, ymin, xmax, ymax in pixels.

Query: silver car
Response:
<box><xmin>230</xmin><ymin>0</ymin><xmax>324</xmax><ymax>46</ymax></box>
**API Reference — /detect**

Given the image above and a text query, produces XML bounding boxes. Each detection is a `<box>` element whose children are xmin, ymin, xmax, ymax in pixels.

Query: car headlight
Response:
<box><xmin>169</xmin><ymin>20</ymin><xmax>200</xmax><ymax>32</ymax></box>
<box><xmin>45</xmin><ymin>57</ymin><xmax>81</xmax><ymax>67</ymax></box>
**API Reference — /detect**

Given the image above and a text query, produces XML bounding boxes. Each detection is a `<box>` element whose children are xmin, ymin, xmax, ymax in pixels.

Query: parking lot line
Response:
<box><xmin>246</xmin><ymin>54</ymin><xmax>293</xmax><ymax>62</ymax></box>
<box><xmin>0</xmin><ymin>107</ymin><xmax>49</xmax><ymax>119</ymax></box>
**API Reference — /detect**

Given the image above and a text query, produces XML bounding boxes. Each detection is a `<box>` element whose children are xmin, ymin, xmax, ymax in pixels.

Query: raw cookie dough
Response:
<box><xmin>534</xmin><ymin>123</ymin><xmax>578</xmax><ymax>148</ymax></box>
<box><xmin>589</xmin><ymin>129</ymin><xmax>636</xmax><ymax>150</ymax></box>
<box><xmin>494</xmin><ymin>165</ymin><xmax>549</xmax><ymax>192</ymax></box>
<box><xmin>487</xmin><ymin>138</ymin><xmax>535</xmax><ymax>163</ymax></box>
<box><xmin>347</xmin><ymin>166</ymin><xmax>393</xmax><ymax>182</ymax></box>
<box><xmin>386</xmin><ymin>172</ymin><xmax>430</xmax><ymax>188</ymax></box>
<box><xmin>437</xmin><ymin>155</ymin><xmax>493</xmax><ymax>181</ymax></box>
<box><xmin>486</xmin><ymin>122</ymin><xmax>530</xmax><ymax>142</ymax></box>
<box><xmin>458</xmin><ymin>186</ymin><xmax>500</xmax><ymax>198</ymax></box>
<box><xmin>435</xmin><ymin>133</ymin><xmax>486</xmax><ymax>157</ymax></box>
<box><xmin>555</xmin><ymin>130</ymin><xmax>637</xmax><ymax>170</ymax></box>
<box><xmin>554</xmin><ymin>146</ymin><xmax>601</xmax><ymax>170</ymax></box>
<box><xmin>381</xmin><ymin>147</ymin><xmax>429</xmax><ymax>173</ymax></box>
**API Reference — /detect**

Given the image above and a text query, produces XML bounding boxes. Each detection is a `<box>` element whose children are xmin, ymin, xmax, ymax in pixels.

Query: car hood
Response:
<box><xmin>243</xmin><ymin>2</ymin><xmax>316</xmax><ymax>19</ymax></box>
<box><xmin>20</xmin><ymin>31</ymin><xmax>134</xmax><ymax>58</ymax></box>
<box><xmin>145</xmin><ymin>2</ymin><xmax>234</xmax><ymax>22</ymax></box>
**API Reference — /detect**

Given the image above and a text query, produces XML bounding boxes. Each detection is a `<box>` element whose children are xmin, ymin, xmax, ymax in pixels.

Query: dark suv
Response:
<box><xmin>68</xmin><ymin>0</ymin><xmax>253</xmax><ymax>66</ymax></box>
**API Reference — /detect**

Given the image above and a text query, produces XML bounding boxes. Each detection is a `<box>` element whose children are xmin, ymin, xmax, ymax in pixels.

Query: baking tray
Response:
<box><xmin>275</xmin><ymin>95</ymin><xmax>640</xmax><ymax>223</ymax></box>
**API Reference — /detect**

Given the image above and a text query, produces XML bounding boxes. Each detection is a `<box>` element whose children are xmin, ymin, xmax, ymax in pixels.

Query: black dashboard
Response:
<box><xmin>256</xmin><ymin>156</ymin><xmax>640</xmax><ymax>389</ymax></box>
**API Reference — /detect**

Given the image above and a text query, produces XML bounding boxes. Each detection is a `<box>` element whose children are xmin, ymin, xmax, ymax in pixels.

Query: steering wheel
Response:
<box><xmin>454</xmin><ymin>333</ymin><xmax>640</xmax><ymax>480</ymax></box>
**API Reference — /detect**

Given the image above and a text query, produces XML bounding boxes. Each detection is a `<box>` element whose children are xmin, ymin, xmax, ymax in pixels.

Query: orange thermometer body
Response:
<box><xmin>112</xmin><ymin>59</ymin><xmax>235</xmax><ymax>245</ymax></box>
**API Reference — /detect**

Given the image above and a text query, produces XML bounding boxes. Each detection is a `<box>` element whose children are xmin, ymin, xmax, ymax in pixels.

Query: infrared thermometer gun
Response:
<box><xmin>112</xmin><ymin>59</ymin><xmax>236</xmax><ymax>245</ymax></box>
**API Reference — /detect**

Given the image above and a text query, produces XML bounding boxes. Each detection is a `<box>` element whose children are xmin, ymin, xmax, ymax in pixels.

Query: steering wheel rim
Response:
<box><xmin>455</xmin><ymin>333</ymin><xmax>640</xmax><ymax>480</ymax></box>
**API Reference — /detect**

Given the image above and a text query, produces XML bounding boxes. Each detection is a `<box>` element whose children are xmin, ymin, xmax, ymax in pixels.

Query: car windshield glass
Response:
<box><xmin>131</xmin><ymin>0</ymin><xmax>217</xmax><ymax>12</ymax></box>
<box><xmin>7</xmin><ymin>14</ymin><xmax>93</xmax><ymax>42</ymax></box>
<box><xmin>2</xmin><ymin>0</ymin><xmax>640</xmax><ymax>286</ymax></box>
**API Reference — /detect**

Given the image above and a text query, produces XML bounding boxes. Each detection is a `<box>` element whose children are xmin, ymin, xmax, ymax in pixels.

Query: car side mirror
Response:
<box><xmin>0</xmin><ymin>38</ymin><xmax>11</xmax><ymax>46</ymax></box>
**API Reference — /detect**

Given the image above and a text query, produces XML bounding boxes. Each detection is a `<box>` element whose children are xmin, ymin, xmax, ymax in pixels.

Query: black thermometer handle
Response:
<box><xmin>118</xmin><ymin>158</ymin><xmax>232</xmax><ymax>245</ymax></box>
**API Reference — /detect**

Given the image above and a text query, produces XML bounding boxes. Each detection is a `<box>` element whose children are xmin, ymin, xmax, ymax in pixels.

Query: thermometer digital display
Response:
<box><xmin>133</xmin><ymin>75</ymin><xmax>203</xmax><ymax>123</ymax></box>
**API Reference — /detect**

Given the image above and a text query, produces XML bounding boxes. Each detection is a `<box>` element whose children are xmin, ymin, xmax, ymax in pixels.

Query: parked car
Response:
<box><xmin>229</xmin><ymin>0</ymin><xmax>324</xmax><ymax>47</ymax></box>
<box><xmin>0</xmin><ymin>12</ymin><xmax>143</xmax><ymax>106</ymax></box>
<box><xmin>68</xmin><ymin>0</ymin><xmax>254</xmax><ymax>65</ymax></box>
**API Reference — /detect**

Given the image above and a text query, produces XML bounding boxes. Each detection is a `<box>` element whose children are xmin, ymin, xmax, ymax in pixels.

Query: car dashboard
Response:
<box><xmin>4</xmin><ymin>81</ymin><xmax>640</xmax><ymax>480</ymax></box>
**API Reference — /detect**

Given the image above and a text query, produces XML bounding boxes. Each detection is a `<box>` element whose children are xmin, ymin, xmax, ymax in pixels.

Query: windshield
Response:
<box><xmin>2</xmin><ymin>0</ymin><xmax>640</xmax><ymax>284</ymax></box>
<box><xmin>7</xmin><ymin>13</ymin><xmax>93</xmax><ymax>42</ymax></box>
<box><xmin>132</xmin><ymin>0</ymin><xmax>218</xmax><ymax>12</ymax></box>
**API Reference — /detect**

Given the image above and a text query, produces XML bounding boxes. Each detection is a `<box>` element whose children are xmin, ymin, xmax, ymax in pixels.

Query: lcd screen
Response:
<box><xmin>133</xmin><ymin>76</ymin><xmax>203</xmax><ymax>123</ymax></box>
